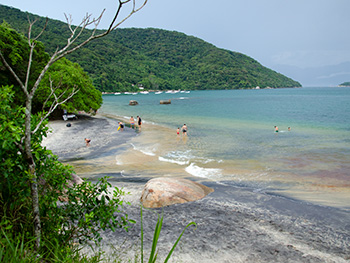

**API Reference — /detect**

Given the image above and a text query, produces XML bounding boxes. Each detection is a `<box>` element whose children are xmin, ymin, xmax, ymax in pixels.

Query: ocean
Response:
<box><xmin>98</xmin><ymin>87</ymin><xmax>350</xmax><ymax>210</ymax></box>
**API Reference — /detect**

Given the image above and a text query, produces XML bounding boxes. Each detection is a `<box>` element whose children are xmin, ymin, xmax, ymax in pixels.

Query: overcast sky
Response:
<box><xmin>2</xmin><ymin>0</ymin><xmax>350</xmax><ymax>73</ymax></box>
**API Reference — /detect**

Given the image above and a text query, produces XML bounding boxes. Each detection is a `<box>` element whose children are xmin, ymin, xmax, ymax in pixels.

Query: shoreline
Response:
<box><xmin>43</xmin><ymin>114</ymin><xmax>350</xmax><ymax>262</ymax></box>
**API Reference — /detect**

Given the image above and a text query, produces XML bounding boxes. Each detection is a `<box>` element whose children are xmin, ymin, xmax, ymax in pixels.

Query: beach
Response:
<box><xmin>42</xmin><ymin>114</ymin><xmax>350</xmax><ymax>263</ymax></box>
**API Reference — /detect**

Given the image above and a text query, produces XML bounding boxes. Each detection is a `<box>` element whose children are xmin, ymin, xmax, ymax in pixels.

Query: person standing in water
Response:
<box><xmin>130</xmin><ymin>116</ymin><xmax>135</xmax><ymax>128</ymax></box>
<box><xmin>182</xmin><ymin>124</ymin><xmax>188</xmax><ymax>136</ymax></box>
<box><xmin>177</xmin><ymin>127</ymin><xmax>180</xmax><ymax>135</ymax></box>
<box><xmin>274</xmin><ymin>126</ymin><xmax>279</xmax><ymax>133</ymax></box>
<box><xmin>137</xmin><ymin>116</ymin><xmax>142</xmax><ymax>127</ymax></box>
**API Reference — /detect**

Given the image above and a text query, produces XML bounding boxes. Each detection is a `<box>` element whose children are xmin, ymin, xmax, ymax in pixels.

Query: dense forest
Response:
<box><xmin>339</xmin><ymin>82</ymin><xmax>350</xmax><ymax>87</ymax></box>
<box><xmin>0</xmin><ymin>4</ymin><xmax>301</xmax><ymax>92</ymax></box>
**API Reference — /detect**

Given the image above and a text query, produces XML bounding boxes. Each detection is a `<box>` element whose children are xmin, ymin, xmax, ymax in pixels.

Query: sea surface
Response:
<box><xmin>98</xmin><ymin>87</ymin><xmax>350</xmax><ymax>210</ymax></box>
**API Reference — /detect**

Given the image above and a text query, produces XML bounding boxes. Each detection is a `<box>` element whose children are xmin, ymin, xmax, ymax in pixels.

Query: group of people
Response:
<box><xmin>118</xmin><ymin>116</ymin><xmax>142</xmax><ymax>132</ymax></box>
<box><xmin>177</xmin><ymin>124</ymin><xmax>188</xmax><ymax>136</ymax></box>
<box><xmin>84</xmin><ymin>116</ymin><xmax>143</xmax><ymax>147</ymax></box>
<box><xmin>274</xmin><ymin>126</ymin><xmax>291</xmax><ymax>133</ymax></box>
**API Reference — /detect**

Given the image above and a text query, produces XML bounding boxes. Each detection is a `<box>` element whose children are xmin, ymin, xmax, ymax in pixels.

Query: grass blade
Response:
<box><xmin>164</xmin><ymin>222</ymin><xmax>197</xmax><ymax>263</ymax></box>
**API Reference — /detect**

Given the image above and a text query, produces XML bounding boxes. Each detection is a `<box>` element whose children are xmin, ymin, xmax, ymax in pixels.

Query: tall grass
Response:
<box><xmin>140</xmin><ymin>206</ymin><xmax>197</xmax><ymax>263</ymax></box>
<box><xmin>0</xmin><ymin>229</ymin><xmax>102</xmax><ymax>263</ymax></box>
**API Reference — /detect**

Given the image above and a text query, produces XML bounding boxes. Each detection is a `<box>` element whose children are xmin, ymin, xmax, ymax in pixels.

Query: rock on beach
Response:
<box><xmin>140</xmin><ymin>177</ymin><xmax>214</xmax><ymax>208</ymax></box>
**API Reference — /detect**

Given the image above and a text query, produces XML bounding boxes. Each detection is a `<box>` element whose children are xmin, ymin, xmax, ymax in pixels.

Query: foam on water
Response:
<box><xmin>130</xmin><ymin>143</ymin><xmax>157</xmax><ymax>156</ymax></box>
<box><xmin>158</xmin><ymin>150</ymin><xmax>192</xmax><ymax>165</ymax></box>
<box><xmin>185</xmin><ymin>163</ymin><xmax>223</xmax><ymax>178</ymax></box>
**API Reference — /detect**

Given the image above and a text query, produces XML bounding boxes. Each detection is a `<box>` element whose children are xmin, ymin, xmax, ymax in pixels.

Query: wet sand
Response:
<box><xmin>43</xmin><ymin>115</ymin><xmax>350</xmax><ymax>263</ymax></box>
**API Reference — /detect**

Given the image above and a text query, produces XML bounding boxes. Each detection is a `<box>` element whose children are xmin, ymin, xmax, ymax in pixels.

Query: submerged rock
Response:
<box><xmin>160</xmin><ymin>99</ymin><xmax>171</xmax><ymax>104</ymax></box>
<box><xmin>129</xmin><ymin>100</ymin><xmax>138</xmax><ymax>105</ymax></box>
<box><xmin>140</xmin><ymin>177</ymin><xmax>214</xmax><ymax>208</ymax></box>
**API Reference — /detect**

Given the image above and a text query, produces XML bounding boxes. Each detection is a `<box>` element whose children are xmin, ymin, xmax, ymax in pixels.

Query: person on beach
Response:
<box><xmin>182</xmin><ymin>124</ymin><xmax>188</xmax><ymax>136</ymax></box>
<box><xmin>288</xmin><ymin>127</ymin><xmax>291</xmax><ymax>131</ymax></box>
<box><xmin>274</xmin><ymin>126</ymin><xmax>279</xmax><ymax>133</ymax></box>
<box><xmin>137</xmin><ymin>116</ymin><xmax>142</xmax><ymax>127</ymax></box>
<box><xmin>130</xmin><ymin>116</ymin><xmax>135</xmax><ymax>128</ymax></box>
<box><xmin>118</xmin><ymin>122</ymin><xmax>124</xmax><ymax>131</ymax></box>
<box><xmin>177</xmin><ymin>127</ymin><xmax>180</xmax><ymax>135</ymax></box>
<box><xmin>84</xmin><ymin>138</ymin><xmax>91</xmax><ymax>146</ymax></box>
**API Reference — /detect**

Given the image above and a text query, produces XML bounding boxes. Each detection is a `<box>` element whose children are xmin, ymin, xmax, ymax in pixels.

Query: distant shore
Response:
<box><xmin>43</xmin><ymin>114</ymin><xmax>350</xmax><ymax>263</ymax></box>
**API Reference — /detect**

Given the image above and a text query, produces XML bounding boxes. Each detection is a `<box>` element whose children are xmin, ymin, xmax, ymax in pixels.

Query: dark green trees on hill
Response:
<box><xmin>339</xmin><ymin>82</ymin><xmax>350</xmax><ymax>87</ymax></box>
<box><xmin>0</xmin><ymin>22</ymin><xmax>102</xmax><ymax>114</ymax></box>
<box><xmin>0</xmin><ymin>4</ymin><xmax>302</xmax><ymax>92</ymax></box>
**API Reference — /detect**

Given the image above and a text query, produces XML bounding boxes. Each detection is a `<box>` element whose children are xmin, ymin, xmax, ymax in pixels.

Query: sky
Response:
<box><xmin>2</xmin><ymin>0</ymin><xmax>350</xmax><ymax>85</ymax></box>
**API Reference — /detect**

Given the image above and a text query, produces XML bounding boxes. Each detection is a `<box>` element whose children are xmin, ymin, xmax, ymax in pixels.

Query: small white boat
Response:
<box><xmin>114</xmin><ymin>92</ymin><xmax>121</xmax><ymax>95</ymax></box>
<box><xmin>155</xmin><ymin>91</ymin><xmax>163</xmax><ymax>94</ymax></box>
<box><xmin>140</xmin><ymin>91</ymin><xmax>149</xmax><ymax>94</ymax></box>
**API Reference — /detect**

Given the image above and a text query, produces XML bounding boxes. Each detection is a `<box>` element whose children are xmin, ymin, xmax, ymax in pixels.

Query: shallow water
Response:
<box><xmin>96</xmin><ymin>87</ymin><xmax>350</xmax><ymax>209</ymax></box>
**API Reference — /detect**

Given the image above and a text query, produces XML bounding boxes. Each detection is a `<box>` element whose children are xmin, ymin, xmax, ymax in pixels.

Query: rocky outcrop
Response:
<box><xmin>129</xmin><ymin>100</ymin><xmax>138</xmax><ymax>105</ymax></box>
<box><xmin>140</xmin><ymin>177</ymin><xmax>214</xmax><ymax>208</ymax></box>
<box><xmin>160</xmin><ymin>99</ymin><xmax>171</xmax><ymax>104</ymax></box>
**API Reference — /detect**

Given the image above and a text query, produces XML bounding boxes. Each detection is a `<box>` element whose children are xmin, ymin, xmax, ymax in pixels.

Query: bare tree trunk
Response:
<box><xmin>24</xmin><ymin>99</ymin><xmax>41</xmax><ymax>250</ymax></box>
<box><xmin>0</xmin><ymin>0</ymin><xmax>148</xmax><ymax>251</ymax></box>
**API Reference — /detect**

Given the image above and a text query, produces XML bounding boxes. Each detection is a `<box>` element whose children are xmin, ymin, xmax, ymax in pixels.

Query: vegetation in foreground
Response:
<box><xmin>0</xmin><ymin>2</ymin><xmax>194</xmax><ymax>261</ymax></box>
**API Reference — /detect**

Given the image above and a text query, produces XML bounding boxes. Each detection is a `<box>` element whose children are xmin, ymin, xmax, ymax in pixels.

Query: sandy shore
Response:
<box><xmin>43</xmin><ymin>115</ymin><xmax>350</xmax><ymax>263</ymax></box>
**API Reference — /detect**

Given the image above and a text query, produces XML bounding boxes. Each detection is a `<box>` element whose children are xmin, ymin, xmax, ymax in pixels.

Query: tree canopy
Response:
<box><xmin>0</xmin><ymin>22</ymin><xmax>102</xmax><ymax>114</ymax></box>
<box><xmin>0</xmin><ymin>4</ymin><xmax>302</xmax><ymax>93</ymax></box>
<box><xmin>339</xmin><ymin>82</ymin><xmax>350</xmax><ymax>87</ymax></box>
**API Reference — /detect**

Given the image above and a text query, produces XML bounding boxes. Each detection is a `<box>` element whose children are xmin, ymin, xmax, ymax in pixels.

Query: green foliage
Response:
<box><xmin>0</xmin><ymin>21</ymin><xmax>102</xmax><ymax>114</ymax></box>
<box><xmin>0</xmin><ymin>86</ymin><xmax>133</xmax><ymax>260</ymax></box>
<box><xmin>0</xmin><ymin>21</ymin><xmax>49</xmax><ymax>105</ymax></box>
<box><xmin>339</xmin><ymin>81</ymin><xmax>350</xmax><ymax>86</ymax></box>
<box><xmin>36</xmin><ymin>57</ymin><xmax>103</xmax><ymax>114</ymax></box>
<box><xmin>0</xmin><ymin>227</ymin><xmax>103</xmax><ymax>262</ymax></box>
<box><xmin>44</xmin><ymin>177</ymin><xmax>134</xmax><ymax>246</ymax></box>
<box><xmin>140</xmin><ymin>206</ymin><xmax>197</xmax><ymax>263</ymax></box>
<box><xmin>0</xmin><ymin>4</ymin><xmax>302</xmax><ymax>93</ymax></box>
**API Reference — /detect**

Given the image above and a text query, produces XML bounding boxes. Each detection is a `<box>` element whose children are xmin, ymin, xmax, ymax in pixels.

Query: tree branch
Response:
<box><xmin>0</xmin><ymin>51</ymin><xmax>27</xmax><ymax>95</ymax></box>
<box><xmin>32</xmin><ymin>78</ymin><xmax>80</xmax><ymax>134</ymax></box>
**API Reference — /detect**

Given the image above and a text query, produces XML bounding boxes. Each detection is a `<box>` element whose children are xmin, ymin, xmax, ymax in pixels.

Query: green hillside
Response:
<box><xmin>0</xmin><ymin>4</ymin><xmax>301</xmax><ymax>92</ymax></box>
<box><xmin>339</xmin><ymin>82</ymin><xmax>350</xmax><ymax>87</ymax></box>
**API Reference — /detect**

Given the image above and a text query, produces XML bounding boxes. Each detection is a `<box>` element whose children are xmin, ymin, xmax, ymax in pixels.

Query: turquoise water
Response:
<box><xmin>100</xmin><ymin>87</ymin><xmax>350</xmax><ymax>208</ymax></box>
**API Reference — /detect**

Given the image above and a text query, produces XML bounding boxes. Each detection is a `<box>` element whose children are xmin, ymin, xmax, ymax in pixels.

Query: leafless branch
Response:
<box><xmin>32</xmin><ymin>78</ymin><xmax>80</xmax><ymax>134</ymax></box>
<box><xmin>0</xmin><ymin>51</ymin><xmax>26</xmax><ymax>92</ymax></box>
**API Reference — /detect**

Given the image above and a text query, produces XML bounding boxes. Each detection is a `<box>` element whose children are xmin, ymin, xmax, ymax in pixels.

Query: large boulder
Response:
<box><xmin>140</xmin><ymin>177</ymin><xmax>214</xmax><ymax>208</ymax></box>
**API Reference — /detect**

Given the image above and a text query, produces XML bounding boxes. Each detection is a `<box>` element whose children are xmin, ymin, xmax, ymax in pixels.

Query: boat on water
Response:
<box><xmin>166</xmin><ymin>90</ymin><xmax>180</xmax><ymax>94</ymax></box>
<box><xmin>114</xmin><ymin>92</ymin><xmax>121</xmax><ymax>95</ymax></box>
<box><xmin>155</xmin><ymin>91</ymin><xmax>163</xmax><ymax>94</ymax></box>
<box><xmin>140</xmin><ymin>91</ymin><xmax>149</xmax><ymax>94</ymax></box>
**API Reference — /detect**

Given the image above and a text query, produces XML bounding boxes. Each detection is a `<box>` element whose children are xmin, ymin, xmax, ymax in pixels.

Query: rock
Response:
<box><xmin>140</xmin><ymin>177</ymin><xmax>214</xmax><ymax>208</ymax></box>
<box><xmin>59</xmin><ymin>173</ymin><xmax>84</xmax><ymax>202</ymax></box>
<box><xmin>129</xmin><ymin>100</ymin><xmax>138</xmax><ymax>105</ymax></box>
<box><xmin>67</xmin><ymin>173</ymin><xmax>84</xmax><ymax>188</ymax></box>
<box><xmin>160</xmin><ymin>99</ymin><xmax>171</xmax><ymax>104</ymax></box>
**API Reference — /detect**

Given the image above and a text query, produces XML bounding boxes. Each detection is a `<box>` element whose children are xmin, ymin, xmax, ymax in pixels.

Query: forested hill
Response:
<box><xmin>0</xmin><ymin>4</ymin><xmax>301</xmax><ymax>92</ymax></box>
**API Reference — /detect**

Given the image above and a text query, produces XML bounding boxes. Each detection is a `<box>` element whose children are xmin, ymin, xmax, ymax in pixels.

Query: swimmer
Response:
<box><xmin>84</xmin><ymin>138</ymin><xmax>91</xmax><ymax>146</ymax></box>
<box><xmin>274</xmin><ymin>126</ymin><xmax>279</xmax><ymax>133</ymax></box>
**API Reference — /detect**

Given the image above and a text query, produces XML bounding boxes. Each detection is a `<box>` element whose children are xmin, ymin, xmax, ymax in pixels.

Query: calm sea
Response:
<box><xmin>99</xmin><ymin>87</ymin><xmax>350</xmax><ymax>209</ymax></box>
